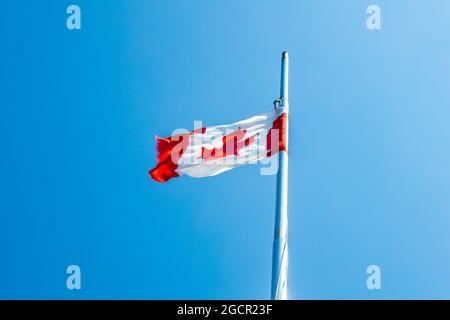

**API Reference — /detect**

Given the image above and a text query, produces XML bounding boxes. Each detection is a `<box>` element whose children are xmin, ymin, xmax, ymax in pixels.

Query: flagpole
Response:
<box><xmin>271</xmin><ymin>51</ymin><xmax>289</xmax><ymax>300</ymax></box>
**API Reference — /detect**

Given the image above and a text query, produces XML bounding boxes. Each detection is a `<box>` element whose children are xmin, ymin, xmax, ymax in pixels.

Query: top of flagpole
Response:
<box><xmin>280</xmin><ymin>51</ymin><xmax>289</xmax><ymax>110</ymax></box>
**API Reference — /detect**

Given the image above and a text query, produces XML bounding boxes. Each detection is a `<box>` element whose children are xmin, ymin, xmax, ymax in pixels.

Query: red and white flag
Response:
<box><xmin>149</xmin><ymin>109</ymin><xmax>287</xmax><ymax>182</ymax></box>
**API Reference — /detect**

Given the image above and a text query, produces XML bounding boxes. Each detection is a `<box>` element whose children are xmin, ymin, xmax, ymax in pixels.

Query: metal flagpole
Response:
<box><xmin>271</xmin><ymin>51</ymin><xmax>289</xmax><ymax>300</ymax></box>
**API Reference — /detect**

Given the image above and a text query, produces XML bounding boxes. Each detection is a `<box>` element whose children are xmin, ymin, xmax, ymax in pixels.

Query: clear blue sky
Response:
<box><xmin>1</xmin><ymin>0</ymin><xmax>450</xmax><ymax>299</ymax></box>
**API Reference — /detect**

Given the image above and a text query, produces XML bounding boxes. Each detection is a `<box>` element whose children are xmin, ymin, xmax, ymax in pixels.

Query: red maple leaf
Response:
<box><xmin>201</xmin><ymin>128</ymin><xmax>257</xmax><ymax>161</ymax></box>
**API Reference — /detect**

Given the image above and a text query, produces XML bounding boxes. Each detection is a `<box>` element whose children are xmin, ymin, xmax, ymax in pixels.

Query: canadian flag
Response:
<box><xmin>149</xmin><ymin>108</ymin><xmax>287</xmax><ymax>182</ymax></box>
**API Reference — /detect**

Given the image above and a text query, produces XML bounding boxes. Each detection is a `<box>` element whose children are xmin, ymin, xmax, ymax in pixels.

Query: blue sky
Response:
<box><xmin>1</xmin><ymin>0</ymin><xmax>450</xmax><ymax>299</ymax></box>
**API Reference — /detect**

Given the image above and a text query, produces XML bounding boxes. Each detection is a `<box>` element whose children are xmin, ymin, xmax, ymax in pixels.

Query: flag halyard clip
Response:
<box><xmin>273</xmin><ymin>97</ymin><xmax>283</xmax><ymax>109</ymax></box>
